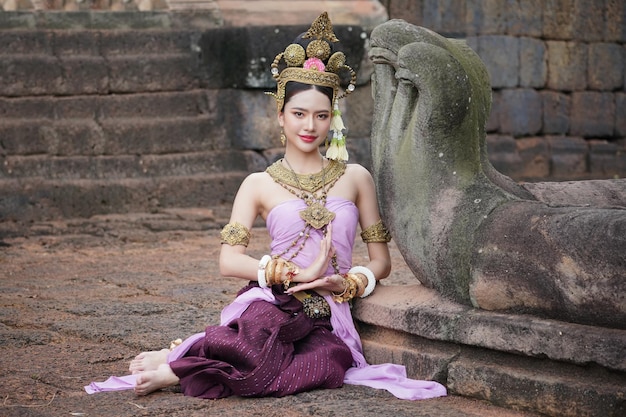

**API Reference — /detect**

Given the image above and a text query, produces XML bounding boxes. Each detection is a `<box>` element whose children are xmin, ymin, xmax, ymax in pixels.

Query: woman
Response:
<box><xmin>86</xmin><ymin>12</ymin><xmax>446</xmax><ymax>401</ymax></box>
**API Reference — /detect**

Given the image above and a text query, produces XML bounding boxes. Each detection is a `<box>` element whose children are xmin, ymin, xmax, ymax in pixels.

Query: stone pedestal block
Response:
<box><xmin>548</xmin><ymin>136</ymin><xmax>588</xmax><ymax>178</ymax></box>
<box><xmin>505</xmin><ymin>0</ymin><xmax>543</xmax><ymax>36</ymax></box>
<box><xmin>356</xmin><ymin>296</ymin><xmax>626</xmax><ymax>417</ymax></box>
<box><xmin>616</xmin><ymin>93</ymin><xmax>626</xmax><ymax>136</ymax></box>
<box><xmin>519</xmin><ymin>37</ymin><xmax>546</xmax><ymax>88</ymax></box>
<box><xmin>498</xmin><ymin>89</ymin><xmax>542</xmax><ymax>136</ymax></box>
<box><xmin>542</xmin><ymin>91</ymin><xmax>571</xmax><ymax>135</ymax></box>
<box><xmin>546</xmin><ymin>41</ymin><xmax>587</xmax><ymax>91</ymax></box>
<box><xmin>589</xmin><ymin>140</ymin><xmax>626</xmax><ymax>178</ymax></box>
<box><xmin>216</xmin><ymin>0</ymin><xmax>387</xmax><ymax>30</ymax></box>
<box><xmin>474</xmin><ymin>35</ymin><xmax>519</xmax><ymax>88</ymax></box>
<box><xmin>543</xmin><ymin>0</ymin><xmax>605</xmax><ymax>42</ymax></box>
<box><xmin>588</xmin><ymin>42</ymin><xmax>624</xmax><ymax>91</ymax></box>
<box><xmin>486</xmin><ymin>135</ymin><xmax>523</xmax><ymax>178</ymax></box>
<box><xmin>516</xmin><ymin>137</ymin><xmax>550</xmax><ymax>179</ymax></box>
<box><xmin>570</xmin><ymin>91</ymin><xmax>616</xmax><ymax>137</ymax></box>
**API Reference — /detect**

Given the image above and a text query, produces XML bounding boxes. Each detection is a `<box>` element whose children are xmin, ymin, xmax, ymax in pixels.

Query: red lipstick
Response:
<box><xmin>299</xmin><ymin>135</ymin><xmax>317</xmax><ymax>143</ymax></box>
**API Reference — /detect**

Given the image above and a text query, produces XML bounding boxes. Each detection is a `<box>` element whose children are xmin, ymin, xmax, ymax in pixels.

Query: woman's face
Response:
<box><xmin>278</xmin><ymin>88</ymin><xmax>332</xmax><ymax>153</ymax></box>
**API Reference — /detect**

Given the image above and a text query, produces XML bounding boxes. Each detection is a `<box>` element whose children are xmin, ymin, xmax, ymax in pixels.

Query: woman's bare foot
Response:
<box><xmin>134</xmin><ymin>363</ymin><xmax>180</xmax><ymax>396</ymax></box>
<box><xmin>129</xmin><ymin>349</ymin><xmax>169</xmax><ymax>374</ymax></box>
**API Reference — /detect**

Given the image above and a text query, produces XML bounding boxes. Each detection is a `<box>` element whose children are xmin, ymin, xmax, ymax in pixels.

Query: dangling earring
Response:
<box><xmin>280</xmin><ymin>130</ymin><xmax>286</xmax><ymax>146</ymax></box>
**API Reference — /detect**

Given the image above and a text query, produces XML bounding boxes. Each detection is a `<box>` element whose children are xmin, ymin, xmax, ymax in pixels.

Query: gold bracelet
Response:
<box><xmin>332</xmin><ymin>275</ymin><xmax>358</xmax><ymax>303</ymax></box>
<box><xmin>273</xmin><ymin>260</ymin><xmax>284</xmax><ymax>286</ymax></box>
<box><xmin>349</xmin><ymin>272</ymin><xmax>367</xmax><ymax>298</ymax></box>
<box><xmin>346</xmin><ymin>275</ymin><xmax>358</xmax><ymax>300</ymax></box>
<box><xmin>264</xmin><ymin>258</ymin><xmax>298</xmax><ymax>287</ymax></box>
<box><xmin>265</xmin><ymin>258</ymin><xmax>275</xmax><ymax>284</ymax></box>
<box><xmin>332</xmin><ymin>278</ymin><xmax>349</xmax><ymax>302</ymax></box>
<box><xmin>283</xmin><ymin>261</ymin><xmax>299</xmax><ymax>290</ymax></box>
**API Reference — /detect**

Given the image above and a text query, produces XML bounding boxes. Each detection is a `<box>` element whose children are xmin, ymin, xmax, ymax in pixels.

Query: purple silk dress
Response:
<box><xmin>85</xmin><ymin>198</ymin><xmax>447</xmax><ymax>400</ymax></box>
<box><xmin>169</xmin><ymin>198</ymin><xmax>357</xmax><ymax>398</ymax></box>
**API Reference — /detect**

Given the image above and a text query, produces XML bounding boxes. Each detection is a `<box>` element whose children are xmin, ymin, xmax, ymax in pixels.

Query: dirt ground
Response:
<box><xmin>0</xmin><ymin>209</ymin><xmax>543</xmax><ymax>417</ymax></box>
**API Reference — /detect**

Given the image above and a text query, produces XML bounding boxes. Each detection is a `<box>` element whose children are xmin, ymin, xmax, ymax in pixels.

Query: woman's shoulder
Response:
<box><xmin>235</xmin><ymin>171</ymin><xmax>276</xmax><ymax>203</ymax></box>
<box><xmin>345</xmin><ymin>162</ymin><xmax>369</xmax><ymax>173</ymax></box>
<box><xmin>241</xmin><ymin>170</ymin><xmax>274</xmax><ymax>187</ymax></box>
<box><xmin>341</xmin><ymin>163</ymin><xmax>376</xmax><ymax>203</ymax></box>
<box><xmin>344</xmin><ymin>163</ymin><xmax>374</xmax><ymax>182</ymax></box>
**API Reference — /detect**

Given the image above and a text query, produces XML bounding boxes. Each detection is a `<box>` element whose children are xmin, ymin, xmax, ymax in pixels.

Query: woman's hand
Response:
<box><xmin>286</xmin><ymin>273</ymin><xmax>345</xmax><ymax>294</ymax></box>
<box><xmin>292</xmin><ymin>223</ymin><xmax>336</xmax><ymax>284</ymax></box>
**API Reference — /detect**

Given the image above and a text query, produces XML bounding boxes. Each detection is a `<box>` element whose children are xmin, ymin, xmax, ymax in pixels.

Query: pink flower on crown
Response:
<box><xmin>303</xmin><ymin>57</ymin><xmax>325</xmax><ymax>72</ymax></box>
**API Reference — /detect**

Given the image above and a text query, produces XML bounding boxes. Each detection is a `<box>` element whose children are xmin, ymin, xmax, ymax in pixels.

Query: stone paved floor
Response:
<box><xmin>0</xmin><ymin>209</ymin><xmax>542</xmax><ymax>417</ymax></box>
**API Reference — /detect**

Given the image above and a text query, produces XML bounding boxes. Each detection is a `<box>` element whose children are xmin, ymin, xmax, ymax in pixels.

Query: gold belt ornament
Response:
<box><xmin>292</xmin><ymin>291</ymin><xmax>331</xmax><ymax>319</ymax></box>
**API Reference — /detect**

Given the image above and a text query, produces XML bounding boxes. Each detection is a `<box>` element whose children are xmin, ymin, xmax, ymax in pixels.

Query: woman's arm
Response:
<box><xmin>353</xmin><ymin>164</ymin><xmax>392</xmax><ymax>281</ymax></box>
<box><xmin>219</xmin><ymin>173</ymin><xmax>265</xmax><ymax>281</ymax></box>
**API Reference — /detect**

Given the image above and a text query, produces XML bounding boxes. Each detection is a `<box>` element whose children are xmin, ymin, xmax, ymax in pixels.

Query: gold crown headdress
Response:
<box><xmin>267</xmin><ymin>12</ymin><xmax>357</xmax><ymax>161</ymax></box>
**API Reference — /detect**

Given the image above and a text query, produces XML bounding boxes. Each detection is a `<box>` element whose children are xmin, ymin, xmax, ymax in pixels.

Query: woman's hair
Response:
<box><xmin>282</xmin><ymin>82</ymin><xmax>334</xmax><ymax>111</ymax></box>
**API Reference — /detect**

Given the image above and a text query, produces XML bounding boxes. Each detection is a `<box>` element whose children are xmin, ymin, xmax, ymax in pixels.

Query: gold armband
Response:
<box><xmin>360</xmin><ymin>219</ymin><xmax>391</xmax><ymax>243</ymax></box>
<box><xmin>220</xmin><ymin>222</ymin><xmax>251</xmax><ymax>247</ymax></box>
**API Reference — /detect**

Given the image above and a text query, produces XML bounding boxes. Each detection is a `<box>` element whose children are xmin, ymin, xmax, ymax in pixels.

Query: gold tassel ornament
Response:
<box><xmin>326</xmin><ymin>102</ymin><xmax>349</xmax><ymax>161</ymax></box>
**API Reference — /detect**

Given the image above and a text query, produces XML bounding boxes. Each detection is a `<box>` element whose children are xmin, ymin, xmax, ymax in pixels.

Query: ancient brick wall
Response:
<box><xmin>383</xmin><ymin>0</ymin><xmax>625</xmax><ymax>181</ymax></box>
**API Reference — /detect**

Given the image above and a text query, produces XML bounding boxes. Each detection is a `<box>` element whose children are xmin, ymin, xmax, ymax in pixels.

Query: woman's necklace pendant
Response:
<box><xmin>300</xmin><ymin>201</ymin><xmax>335</xmax><ymax>229</ymax></box>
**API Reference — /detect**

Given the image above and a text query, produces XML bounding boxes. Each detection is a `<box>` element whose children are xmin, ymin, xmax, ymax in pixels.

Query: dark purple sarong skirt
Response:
<box><xmin>169</xmin><ymin>286</ymin><xmax>353</xmax><ymax>399</ymax></box>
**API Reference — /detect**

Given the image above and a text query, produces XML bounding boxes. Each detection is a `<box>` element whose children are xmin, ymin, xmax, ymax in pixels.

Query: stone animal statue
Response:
<box><xmin>368</xmin><ymin>19</ymin><xmax>626</xmax><ymax>329</ymax></box>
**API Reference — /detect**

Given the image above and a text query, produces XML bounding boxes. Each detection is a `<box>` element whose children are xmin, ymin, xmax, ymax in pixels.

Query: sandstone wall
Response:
<box><xmin>0</xmin><ymin>0</ymin><xmax>624</xmax><ymax>223</ymax></box>
<box><xmin>0</xmin><ymin>2</ymin><xmax>380</xmax><ymax>224</ymax></box>
<box><xmin>382</xmin><ymin>0</ymin><xmax>626</xmax><ymax>181</ymax></box>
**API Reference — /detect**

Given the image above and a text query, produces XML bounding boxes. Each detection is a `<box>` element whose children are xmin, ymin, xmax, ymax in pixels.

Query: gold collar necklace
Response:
<box><xmin>266</xmin><ymin>157</ymin><xmax>345</xmax><ymax>194</ymax></box>
<box><xmin>267</xmin><ymin>157</ymin><xmax>345</xmax><ymax>230</ymax></box>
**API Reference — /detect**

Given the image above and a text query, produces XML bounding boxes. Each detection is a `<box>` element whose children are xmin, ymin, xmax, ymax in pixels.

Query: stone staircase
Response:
<box><xmin>0</xmin><ymin>5</ymin><xmax>375</xmax><ymax>226</ymax></box>
<box><xmin>0</xmin><ymin>25</ymin><xmax>253</xmax><ymax>224</ymax></box>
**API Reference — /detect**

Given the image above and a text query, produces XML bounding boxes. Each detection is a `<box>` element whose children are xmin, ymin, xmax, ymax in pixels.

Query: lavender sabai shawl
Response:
<box><xmin>85</xmin><ymin>198</ymin><xmax>447</xmax><ymax>400</ymax></box>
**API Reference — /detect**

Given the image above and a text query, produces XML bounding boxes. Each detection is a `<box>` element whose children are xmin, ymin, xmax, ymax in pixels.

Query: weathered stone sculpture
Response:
<box><xmin>368</xmin><ymin>20</ymin><xmax>626</xmax><ymax>329</ymax></box>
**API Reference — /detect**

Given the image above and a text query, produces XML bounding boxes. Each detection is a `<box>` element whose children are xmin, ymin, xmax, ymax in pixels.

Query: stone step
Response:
<box><xmin>0</xmin><ymin>90</ymin><xmax>215</xmax><ymax>119</ymax></box>
<box><xmin>0</xmin><ymin>29</ymin><xmax>206</xmax><ymax>97</ymax></box>
<box><xmin>0</xmin><ymin>9</ymin><xmax>222</xmax><ymax>30</ymax></box>
<box><xmin>0</xmin><ymin>150</ymin><xmax>249</xmax><ymax>179</ymax></box>
<box><xmin>353</xmin><ymin>285</ymin><xmax>626</xmax><ymax>417</ymax></box>
<box><xmin>0</xmin><ymin>52</ymin><xmax>200</xmax><ymax>96</ymax></box>
<box><xmin>0</xmin><ymin>115</ymin><xmax>229</xmax><ymax>157</ymax></box>
<box><xmin>447</xmin><ymin>351</ymin><xmax>624</xmax><ymax>417</ymax></box>
<box><xmin>0</xmin><ymin>115</ymin><xmax>229</xmax><ymax>156</ymax></box>
<box><xmin>360</xmin><ymin>329</ymin><xmax>625</xmax><ymax>417</ymax></box>
<box><xmin>0</xmin><ymin>29</ymin><xmax>199</xmax><ymax>55</ymax></box>
<box><xmin>354</xmin><ymin>285</ymin><xmax>625</xmax><ymax>372</ymax></box>
<box><xmin>0</xmin><ymin>171</ymin><xmax>248</xmax><ymax>222</ymax></box>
